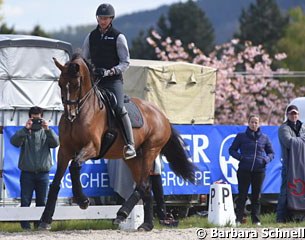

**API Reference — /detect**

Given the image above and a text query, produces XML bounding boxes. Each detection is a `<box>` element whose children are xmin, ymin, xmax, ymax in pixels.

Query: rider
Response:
<box><xmin>82</xmin><ymin>3</ymin><xmax>136</xmax><ymax>160</ymax></box>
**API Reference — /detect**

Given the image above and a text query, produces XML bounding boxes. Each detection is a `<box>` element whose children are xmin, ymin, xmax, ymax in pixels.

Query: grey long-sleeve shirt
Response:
<box><xmin>82</xmin><ymin>31</ymin><xmax>130</xmax><ymax>75</ymax></box>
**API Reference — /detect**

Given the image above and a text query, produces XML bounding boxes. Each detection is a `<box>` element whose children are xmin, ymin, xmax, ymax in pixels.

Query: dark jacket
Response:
<box><xmin>229</xmin><ymin>127</ymin><xmax>274</xmax><ymax>172</ymax></box>
<box><xmin>89</xmin><ymin>25</ymin><xmax>122</xmax><ymax>81</ymax></box>
<box><xmin>10</xmin><ymin>127</ymin><xmax>59</xmax><ymax>172</ymax></box>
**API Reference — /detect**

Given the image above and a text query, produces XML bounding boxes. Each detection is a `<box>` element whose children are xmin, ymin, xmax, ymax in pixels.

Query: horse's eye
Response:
<box><xmin>69</xmin><ymin>79</ymin><xmax>80</xmax><ymax>90</ymax></box>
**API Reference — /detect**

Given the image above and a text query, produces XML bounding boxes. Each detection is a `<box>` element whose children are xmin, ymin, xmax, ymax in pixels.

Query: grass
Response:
<box><xmin>1</xmin><ymin>213</ymin><xmax>305</xmax><ymax>232</ymax></box>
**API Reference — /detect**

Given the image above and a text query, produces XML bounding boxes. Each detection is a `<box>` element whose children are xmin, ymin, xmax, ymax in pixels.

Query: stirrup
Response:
<box><xmin>124</xmin><ymin>144</ymin><xmax>136</xmax><ymax>160</ymax></box>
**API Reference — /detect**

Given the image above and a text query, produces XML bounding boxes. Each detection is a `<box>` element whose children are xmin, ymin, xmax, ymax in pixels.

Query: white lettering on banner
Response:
<box><xmin>50</xmin><ymin>148</ymin><xmax>58</xmax><ymax>166</ymax></box>
<box><xmin>181</xmin><ymin>134</ymin><xmax>211</xmax><ymax>163</ymax></box>
<box><xmin>85</xmin><ymin>159</ymin><xmax>102</xmax><ymax>164</ymax></box>
<box><xmin>166</xmin><ymin>171</ymin><xmax>179</xmax><ymax>186</ymax></box>
<box><xmin>49</xmin><ymin>172</ymin><xmax>110</xmax><ymax>189</ymax></box>
<box><xmin>81</xmin><ymin>173</ymin><xmax>90</xmax><ymax>188</ymax></box>
<box><xmin>195</xmin><ymin>171</ymin><xmax>211</xmax><ymax>186</ymax></box>
<box><xmin>219</xmin><ymin>134</ymin><xmax>239</xmax><ymax>185</ymax></box>
<box><xmin>162</xmin><ymin>171</ymin><xmax>211</xmax><ymax>186</ymax></box>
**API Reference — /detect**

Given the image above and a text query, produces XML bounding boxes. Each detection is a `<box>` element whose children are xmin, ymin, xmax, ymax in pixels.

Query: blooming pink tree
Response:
<box><xmin>147</xmin><ymin>31</ymin><xmax>305</xmax><ymax>125</ymax></box>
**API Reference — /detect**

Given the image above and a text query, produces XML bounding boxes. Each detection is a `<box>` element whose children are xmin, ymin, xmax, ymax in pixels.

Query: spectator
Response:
<box><xmin>229</xmin><ymin>114</ymin><xmax>274</xmax><ymax>225</ymax></box>
<box><xmin>276</xmin><ymin>105</ymin><xmax>305</xmax><ymax>223</ymax></box>
<box><xmin>10</xmin><ymin>106</ymin><xmax>59</xmax><ymax>230</ymax></box>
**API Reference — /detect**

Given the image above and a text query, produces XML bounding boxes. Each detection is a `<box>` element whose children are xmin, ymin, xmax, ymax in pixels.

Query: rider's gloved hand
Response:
<box><xmin>94</xmin><ymin>68</ymin><xmax>116</xmax><ymax>77</ymax></box>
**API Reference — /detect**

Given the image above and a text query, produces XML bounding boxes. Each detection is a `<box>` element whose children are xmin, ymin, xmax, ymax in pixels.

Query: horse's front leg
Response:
<box><xmin>71</xmin><ymin>142</ymin><xmax>98</xmax><ymax>209</ymax></box>
<box><xmin>69</xmin><ymin>160</ymin><xmax>89</xmax><ymax>209</ymax></box>
<box><xmin>39</xmin><ymin>149</ymin><xmax>70</xmax><ymax>230</ymax></box>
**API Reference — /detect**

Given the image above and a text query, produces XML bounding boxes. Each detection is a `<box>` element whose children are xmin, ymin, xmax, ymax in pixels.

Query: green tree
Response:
<box><xmin>130</xmin><ymin>29</ymin><xmax>158</xmax><ymax>60</ymax></box>
<box><xmin>0</xmin><ymin>23</ymin><xmax>16</xmax><ymax>34</ymax></box>
<box><xmin>158</xmin><ymin>0</ymin><xmax>214</xmax><ymax>55</ymax></box>
<box><xmin>235</xmin><ymin>0</ymin><xmax>288</xmax><ymax>55</ymax></box>
<box><xmin>277</xmin><ymin>7</ymin><xmax>305</xmax><ymax>86</ymax></box>
<box><xmin>0</xmin><ymin>0</ymin><xmax>16</xmax><ymax>34</ymax></box>
<box><xmin>30</xmin><ymin>25</ymin><xmax>51</xmax><ymax>38</ymax></box>
<box><xmin>130</xmin><ymin>0</ymin><xmax>215</xmax><ymax>59</ymax></box>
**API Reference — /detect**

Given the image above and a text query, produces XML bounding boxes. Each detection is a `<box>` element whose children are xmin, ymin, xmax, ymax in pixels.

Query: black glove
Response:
<box><xmin>94</xmin><ymin>68</ymin><xmax>115</xmax><ymax>77</ymax></box>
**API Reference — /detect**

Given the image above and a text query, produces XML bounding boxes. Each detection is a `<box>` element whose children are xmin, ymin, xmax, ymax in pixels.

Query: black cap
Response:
<box><xmin>286</xmin><ymin>105</ymin><xmax>299</xmax><ymax>114</ymax></box>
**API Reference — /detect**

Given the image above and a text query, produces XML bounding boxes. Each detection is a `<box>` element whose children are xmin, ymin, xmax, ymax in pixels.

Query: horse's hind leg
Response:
<box><xmin>113</xmin><ymin>183</ymin><xmax>146</xmax><ymax>221</ymax></box>
<box><xmin>69</xmin><ymin>160</ymin><xmax>89</xmax><ymax>209</ymax></box>
<box><xmin>113</xmin><ymin>181</ymin><xmax>154</xmax><ymax>231</ymax></box>
<box><xmin>114</xmin><ymin>149</ymin><xmax>158</xmax><ymax>231</ymax></box>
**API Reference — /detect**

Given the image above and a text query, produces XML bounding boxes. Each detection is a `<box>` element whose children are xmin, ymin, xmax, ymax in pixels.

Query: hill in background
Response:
<box><xmin>52</xmin><ymin>0</ymin><xmax>305</xmax><ymax>50</ymax></box>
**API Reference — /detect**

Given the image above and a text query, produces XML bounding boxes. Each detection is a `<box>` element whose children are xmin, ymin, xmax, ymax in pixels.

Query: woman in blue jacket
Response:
<box><xmin>229</xmin><ymin>114</ymin><xmax>274</xmax><ymax>225</ymax></box>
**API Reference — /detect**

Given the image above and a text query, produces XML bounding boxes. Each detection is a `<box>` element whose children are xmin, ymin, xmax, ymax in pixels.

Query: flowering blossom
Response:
<box><xmin>146</xmin><ymin>33</ymin><xmax>305</xmax><ymax>125</ymax></box>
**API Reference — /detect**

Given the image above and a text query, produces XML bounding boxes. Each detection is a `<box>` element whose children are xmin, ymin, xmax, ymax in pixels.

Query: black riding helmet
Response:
<box><xmin>96</xmin><ymin>3</ymin><xmax>115</xmax><ymax>18</ymax></box>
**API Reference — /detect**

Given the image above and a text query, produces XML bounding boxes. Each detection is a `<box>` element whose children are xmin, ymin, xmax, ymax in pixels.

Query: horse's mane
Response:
<box><xmin>70</xmin><ymin>53</ymin><xmax>94</xmax><ymax>75</ymax></box>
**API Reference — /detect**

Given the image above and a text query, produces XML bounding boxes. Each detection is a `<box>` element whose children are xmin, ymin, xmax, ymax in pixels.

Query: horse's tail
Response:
<box><xmin>160</xmin><ymin>125</ymin><xmax>197</xmax><ymax>183</ymax></box>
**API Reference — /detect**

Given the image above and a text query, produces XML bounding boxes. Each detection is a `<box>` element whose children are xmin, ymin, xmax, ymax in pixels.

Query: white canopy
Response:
<box><xmin>0</xmin><ymin>35</ymin><xmax>72</xmax><ymax>110</ymax></box>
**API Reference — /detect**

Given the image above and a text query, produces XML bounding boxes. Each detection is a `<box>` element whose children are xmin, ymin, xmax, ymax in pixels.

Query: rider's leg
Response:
<box><xmin>99</xmin><ymin>80</ymin><xmax>136</xmax><ymax>159</ymax></box>
<box><xmin>119</xmin><ymin>106</ymin><xmax>136</xmax><ymax>159</ymax></box>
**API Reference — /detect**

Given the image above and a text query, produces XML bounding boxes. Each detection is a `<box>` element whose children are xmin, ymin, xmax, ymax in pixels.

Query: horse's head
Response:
<box><xmin>54</xmin><ymin>54</ymin><xmax>92</xmax><ymax>122</ymax></box>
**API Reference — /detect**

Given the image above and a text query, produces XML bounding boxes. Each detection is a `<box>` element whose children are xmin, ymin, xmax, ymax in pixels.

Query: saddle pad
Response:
<box><xmin>125</xmin><ymin>101</ymin><xmax>143</xmax><ymax>128</ymax></box>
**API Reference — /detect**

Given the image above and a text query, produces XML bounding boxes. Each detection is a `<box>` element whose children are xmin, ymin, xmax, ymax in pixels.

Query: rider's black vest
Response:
<box><xmin>89</xmin><ymin>25</ymin><xmax>122</xmax><ymax>81</ymax></box>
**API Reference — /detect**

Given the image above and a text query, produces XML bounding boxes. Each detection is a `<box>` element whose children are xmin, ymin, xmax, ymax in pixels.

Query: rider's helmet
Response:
<box><xmin>96</xmin><ymin>3</ymin><xmax>115</xmax><ymax>18</ymax></box>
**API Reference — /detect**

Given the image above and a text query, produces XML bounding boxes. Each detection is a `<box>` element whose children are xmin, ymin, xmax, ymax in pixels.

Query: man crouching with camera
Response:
<box><xmin>10</xmin><ymin>106</ymin><xmax>59</xmax><ymax>230</ymax></box>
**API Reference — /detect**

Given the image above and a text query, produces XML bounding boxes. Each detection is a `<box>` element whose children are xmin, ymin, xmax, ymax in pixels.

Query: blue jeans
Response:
<box><xmin>20</xmin><ymin>171</ymin><xmax>50</xmax><ymax>229</ymax></box>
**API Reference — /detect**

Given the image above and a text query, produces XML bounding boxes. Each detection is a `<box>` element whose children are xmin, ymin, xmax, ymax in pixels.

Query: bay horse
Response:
<box><xmin>39</xmin><ymin>53</ymin><xmax>196</xmax><ymax>231</ymax></box>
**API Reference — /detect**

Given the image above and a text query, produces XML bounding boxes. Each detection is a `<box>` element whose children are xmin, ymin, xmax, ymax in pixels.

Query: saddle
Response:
<box><xmin>92</xmin><ymin>89</ymin><xmax>143</xmax><ymax>159</ymax></box>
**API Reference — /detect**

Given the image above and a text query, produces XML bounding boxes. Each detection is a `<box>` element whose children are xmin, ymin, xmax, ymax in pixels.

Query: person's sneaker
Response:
<box><xmin>159</xmin><ymin>218</ymin><xmax>179</xmax><ymax>227</ymax></box>
<box><xmin>254</xmin><ymin>222</ymin><xmax>261</xmax><ymax>226</ymax></box>
<box><xmin>235</xmin><ymin>221</ymin><xmax>241</xmax><ymax>226</ymax></box>
<box><xmin>37</xmin><ymin>222</ymin><xmax>51</xmax><ymax>231</ymax></box>
<box><xmin>124</xmin><ymin>144</ymin><xmax>136</xmax><ymax>160</ymax></box>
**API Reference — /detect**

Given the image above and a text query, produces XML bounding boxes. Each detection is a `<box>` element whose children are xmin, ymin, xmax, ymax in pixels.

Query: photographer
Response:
<box><xmin>10</xmin><ymin>106</ymin><xmax>59</xmax><ymax>230</ymax></box>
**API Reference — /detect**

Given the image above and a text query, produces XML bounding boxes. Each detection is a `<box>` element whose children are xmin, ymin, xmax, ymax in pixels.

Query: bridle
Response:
<box><xmin>61</xmin><ymin>74</ymin><xmax>96</xmax><ymax>122</ymax></box>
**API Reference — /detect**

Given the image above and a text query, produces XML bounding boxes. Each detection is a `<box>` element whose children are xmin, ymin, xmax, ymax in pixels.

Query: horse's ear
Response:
<box><xmin>53</xmin><ymin>57</ymin><xmax>64</xmax><ymax>71</ymax></box>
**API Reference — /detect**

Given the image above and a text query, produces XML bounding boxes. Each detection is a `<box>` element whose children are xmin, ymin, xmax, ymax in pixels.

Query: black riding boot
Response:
<box><xmin>120</xmin><ymin>107</ymin><xmax>136</xmax><ymax>159</ymax></box>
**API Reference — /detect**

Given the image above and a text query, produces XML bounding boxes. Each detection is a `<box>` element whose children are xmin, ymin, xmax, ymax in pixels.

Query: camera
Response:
<box><xmin>31</xmin><ymin>118</ymin><xmax>43</xmax><ymax>130</ymax></box>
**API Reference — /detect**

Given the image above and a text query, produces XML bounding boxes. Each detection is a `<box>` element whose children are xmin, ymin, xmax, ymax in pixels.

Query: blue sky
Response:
<box><xmin>1</xmin><ymin>0</ymin><xmax>187</xmax><ymax>32</ymax></box>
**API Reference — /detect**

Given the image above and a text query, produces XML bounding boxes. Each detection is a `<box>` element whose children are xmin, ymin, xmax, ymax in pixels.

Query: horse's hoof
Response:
<box><xmin>79</xmin><ymin>198</ymin><xmax>90</xmax><ymax>209</ymax></box>
<box><xmin>113</xmin><ymin>214</ymin><xmax>126</xmax><ymax>225</ymax></box>
<box><xmin>137</xmin><ymin>223</ymin><xmax>154</xmax><ymax>232</ymax></box>
<box><xmin>37</xmin><ymin>222</ymin><xmax>51</xmax><ymax>231</ymax></box>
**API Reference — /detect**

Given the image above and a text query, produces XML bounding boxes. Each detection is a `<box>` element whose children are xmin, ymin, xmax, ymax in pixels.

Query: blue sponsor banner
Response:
<box><xmin>162</xmin><ymin>125</ymin><xmax>281</xmax><ymax>195</ymax></box>
<box><xmin>3</xmin><ymin>126</ymin><xmax>114</xmax><ymax>198</ymax></box>
<box><xmin>3</xmin><ymin>125</ymin><xmax>281</xmax><ymax>198</ymax></box>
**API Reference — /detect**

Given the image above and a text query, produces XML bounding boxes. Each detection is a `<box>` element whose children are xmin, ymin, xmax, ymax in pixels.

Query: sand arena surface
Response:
<box><xmin>0</xmin><ymin>228</ymin><xmax>199</xmax><ymax>240</ymax></box>
<box><xmin>1</xmin><ymin>227</ymin><xmax>304</xmax><ymax>240</ymax></box>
